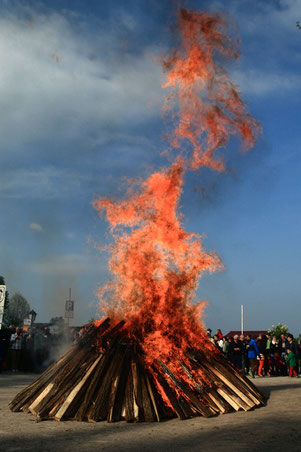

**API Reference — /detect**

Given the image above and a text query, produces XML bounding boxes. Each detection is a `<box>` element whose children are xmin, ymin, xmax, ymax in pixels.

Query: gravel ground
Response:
<box><xmin>1</xmin><ymin>373</ymin><xmax>301</xmax><ymax>452</ymax></box>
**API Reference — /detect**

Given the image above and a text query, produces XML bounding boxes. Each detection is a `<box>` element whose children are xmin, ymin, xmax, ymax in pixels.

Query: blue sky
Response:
<box><xmin>0</xmin><ymin>0</ymin><xmax>300</xmax><ymax>335</ymax></box>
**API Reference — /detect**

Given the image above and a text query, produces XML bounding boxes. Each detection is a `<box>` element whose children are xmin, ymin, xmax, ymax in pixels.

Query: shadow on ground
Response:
<box><xmin>1</xmin><ymin>413</ymin><xmax>301</xmax><ymax>452</ymax></box>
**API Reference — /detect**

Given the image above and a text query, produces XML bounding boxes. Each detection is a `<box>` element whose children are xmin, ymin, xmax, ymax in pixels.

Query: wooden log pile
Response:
<box><xmin>9</xmin><ymin>318</ymin><xmax>265</xmax><ymax>422</ymax></box>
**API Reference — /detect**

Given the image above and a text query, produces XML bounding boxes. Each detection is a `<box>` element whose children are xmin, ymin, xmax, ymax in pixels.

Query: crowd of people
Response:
<box><xmin>0</xmin><ymin>325</ymin><xmax>82</xmax><ymax>373</ymax></box>
<box><xmin>1</xmin><ymin>325</ymin><xmax>300</xmax><ymax>379</ymax></box>
<box><xmin>208</xmin><ymin>329</ymin><xmax>301</xmax><ymax>378</ymax></box>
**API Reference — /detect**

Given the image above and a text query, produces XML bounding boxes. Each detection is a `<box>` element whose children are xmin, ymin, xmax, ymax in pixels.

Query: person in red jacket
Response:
<box><xmin>216</xmin><ymin>329</ymin><xmax>223</xmax><ymax>339</ymax></box>
<box><xmin>285</xmin><ymin>348</ymin><xmax>298</xmax><ymax>377</ymax></box>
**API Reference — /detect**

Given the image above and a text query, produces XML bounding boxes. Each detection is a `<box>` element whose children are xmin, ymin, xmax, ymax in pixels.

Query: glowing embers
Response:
<box><xmin>9</xmin><ymin>319</ymin><xmax>264</xmax><ymax>422</ymax></box>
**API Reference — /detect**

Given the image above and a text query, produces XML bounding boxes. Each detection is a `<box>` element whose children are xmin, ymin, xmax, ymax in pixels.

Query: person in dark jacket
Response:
<box><xmin>270</xmin><ymin>336</ymin><xmax>280</xmax><ymax>355</ymax></box>
<box><xmin>286</xmin><ymin>335</ymin><xmax>299</xmax><ymax>358</ymax></box>
<box><xmin>229</xmin><ymin>335</ymin><xmax>243</xmax><ymax>370</ymax></box>
<box><xmin>247</xmin><ymin>336</ymin><xmax>260</xmax><ymax>378</ymax></box>
<box><xmin>279</xmin><ymin>333</ymin><xmax>288</xmax><ymax>359</ymax></box>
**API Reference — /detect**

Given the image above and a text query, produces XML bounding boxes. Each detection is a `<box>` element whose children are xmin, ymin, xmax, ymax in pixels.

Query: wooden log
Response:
<box><xmin>139</xmin><ymin>366</ymin><xmax>156</xmax><ymax>422</ymax></box>
<box><xmin>205</xmin><ymin>389</ymin><xmax>232</xmax><ymax>414</ymax></box>
<box><xmin>144</xmin><ymin>373</ymin><xmax>160</xmax><ymax>422</ymax></box>
<box><xmin>87</xmin><ymin>346</ymin><xmax>125</xmax><ymax>422</ymax></box>
<box><xmin>217</xmin><ymin>359</ymin><xmax>265</xmax><ymax>404</ymax></box>
<box><xmin>74</xmin><ymin>351</ymin><xmax>113</xmax><ymax>421</ymax></box>
<box><xmin>124</xmin><ymin>361</ymin><xmax>135</xmax><ymax>422</ymax></box>
<box><xmin>152</xmin><ymin>365</ymin><xmax>187</xmax><ymax>420</ymax></box>
<box><xmin>28</xmin><ymin>384</ymin><xmax>54</xmax><ymax>414</ymax></box>
<box><xmin>190</xmin><ymin>350</ymin><xmax>264</xmax><ymax>407</ymax></box>
<box><xmin>34</xmin><ymin>348</ymin><xmax>99</xmax><ymax>419</ymax></box>
<box><xmin>131</xmin><ymin>358</ymin><xmax>144</xmax><ymax>421</ymax></box>
<box><xmin>204</xmin><ymin>362</ymin><xmax>256</xmax><ymax>409</ymax></box>
<box><xmin>107</xmin><ymin>348</ymin><xmax>129</xmax><ymax>422</ymax></box>
<box><xmin>10</xmin><ymin>345</ymin><xmax>78</xmax><ymax>412</ymax></box>
<box><xmin>54</xmin><ymin>354</ymin><xmax>103</xmax><ymax>421</ymax></box>
<box><xmin>157</xmin><ymin>360</ymin><xmax>215</xmax><ymax>418</ymax></box>
<box><xmin>146</xmin><ymin>370</ymin><xmax>175</xmax><ymax>420</ymax></box>
<box><xmin>10</xmin><ymin>319</ymin><xmax>111</xmax><ymax>414</ymax></box>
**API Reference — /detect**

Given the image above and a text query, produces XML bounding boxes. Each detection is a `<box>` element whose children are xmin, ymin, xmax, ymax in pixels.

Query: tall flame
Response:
<box><xmin>162</xmin><ymin>9</ymin><xmax>260</xmax><ymax>171</ymax></box>
<box><xmin>93</xmin><ymin>7</ymin><xmax>260</xmax><ymax>388</ymax></box>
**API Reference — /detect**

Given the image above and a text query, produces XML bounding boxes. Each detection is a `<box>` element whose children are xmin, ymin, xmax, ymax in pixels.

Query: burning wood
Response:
<box><xmin>9</xmin><ymin>318</ymin><xmax>264</xmax><ymax>422</ymax></box>
<box><xmin>10</xmin><ymin>7</ymin><xmax>264</xmax><ymax>423</ymax></box>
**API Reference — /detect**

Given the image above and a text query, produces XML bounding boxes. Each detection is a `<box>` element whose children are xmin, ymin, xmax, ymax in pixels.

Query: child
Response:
<box><xmin>274</xmin><ymin>352</ymin><xmax>286</xmax><ymax>376</ymax></box>
<box><xmin>285</xmin><ymin>348</ymin><xmax>298</xmax><ymax>377</ymax></box>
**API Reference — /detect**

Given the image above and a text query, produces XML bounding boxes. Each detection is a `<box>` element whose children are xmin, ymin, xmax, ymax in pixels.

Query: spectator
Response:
<box><xmin>222</xmin><ymin>337</ymin><xmax>230</xmax><ymax>359</ymax></box>
<box><xmin>285</xmin><ymin>348</ymin><xmax>298</xmax><ymax>377</ymax></box>
<box><xmin>216</xmin><ymin>329</ymin><xmax>223</xmax><ymax>340</ymax></box>
<box><xmin>270</xmin><ymin>336</ymin><xmax>280</xmax><ymax>356</ymax></box>
<box><xmin>286</xmin><ymin>334</ymin><xmax>299</xmax><ymax>375</ymax></box>
<box><xmin>274</xmin><ymin>352</ymin><xmax>286</xmax><ymax>376</ymax></box>
<box><xmin>10</xmin><ymin>327</ymin><xmax>23</xmax><ymax>372</ymax></box>
<box><xmin>240</xmin><ymin>335</ymin><xmax>247</xmax><ymax>374</ymax></box>
<box><xmin>265</xmin><ymin>333</ymin><xmax>271</xmax><ymax>353</ymax></box>
<box><xmin>213</xmin><ymin>335</ymin><xmax>223</xmax><ymax>352</ymax></box>
<box><xmin>257</xmin><ymin>334</ymin><xmax>266</xmax><ymax>377</ymax></box>
<box><xmin>247</xmin><ymin>335</ymin><xmax>260</xmax><ymax>378</ymax></box>
<box><xmin>286</xmin><ymin>335</ymin><xmax>299</xmax><ymax>358</ymax></box>
<box><xmin>279</xmin><ymin>333</ymin><xmax>288</xmax><ymax>360</ymax></box>
<box><xmin>229</xmin><ymin>335</ymin><xmax>243</xmax><ymax>370</ymax></box>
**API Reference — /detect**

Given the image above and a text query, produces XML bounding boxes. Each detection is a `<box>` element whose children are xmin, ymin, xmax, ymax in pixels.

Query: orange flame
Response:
<box><xmin>162</xmin><ymin>8</ymin><xmax>261</xmax><ymax>171</ymax></box>
<box><xmin>93</xmin><ymin>7</ymin><xmax>260</xmax><ymax>402</ymax></box>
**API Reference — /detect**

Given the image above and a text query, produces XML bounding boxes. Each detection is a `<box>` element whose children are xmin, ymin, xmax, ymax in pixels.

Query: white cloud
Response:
<box><xmin>29</xmin><ymin>222</ymin><xmax>43</xmax><ymax>232</ymax></box>
<box><xmin>0</xmin><ymin>6</ymin><xmax>164</xmax><ymax>150</ymax></box>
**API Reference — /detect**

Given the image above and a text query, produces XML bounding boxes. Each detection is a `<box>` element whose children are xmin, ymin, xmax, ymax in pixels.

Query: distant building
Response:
<box><xmin>226</xmin><ymin>330</ymin><xmax>267</xmax><ymax>338</ymax></box>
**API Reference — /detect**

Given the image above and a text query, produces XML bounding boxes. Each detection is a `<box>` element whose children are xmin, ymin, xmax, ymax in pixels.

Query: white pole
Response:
<box><xmin>241</xmin><ymin>304</ymin><xmax>244</xmax><ymax>335</ymax></box>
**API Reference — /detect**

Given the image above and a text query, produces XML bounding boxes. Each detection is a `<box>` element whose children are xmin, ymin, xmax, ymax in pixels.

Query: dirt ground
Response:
<box><xmin>1</xmin><ymin>373</ymin><xmax>301</xmax><ymax>452</ymax></box>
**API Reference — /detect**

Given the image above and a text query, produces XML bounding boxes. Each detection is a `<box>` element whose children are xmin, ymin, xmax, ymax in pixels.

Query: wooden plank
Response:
<box><xmin>144</xmin><ymin>373</ymin><xmax>160</xmax><ymax>422</ymax></box>
<box><xmin>158</xmin><ymin>360</ymin><xmax>214</xmax><ymax>418</ymax></box>
<box><xmin>74</xmin><ymin>352</ymin><xmax>113</xmax><ymax>421</ymax></box>
<box><xmin>216</xmin><ymin>387</ymin><xmax>242</xmax><ymax>411</ymax></box>
<box><xmin>35</xmin><ymin>348</ymin><xmax>99</xmax><ymax>419</ymax></box>
<box><xmin>140</xmin><ymin>367</ymin><xmax>156</xmax><ymax>422</ymax></box>
<box><xmin>54</xmin><ymin>354</ymin><xmax>103</xmax><ymax>421</ymax></box>
<box><xmin>218</xmin><ymin>359</ymin><xmax>265</xmax><ymax>404</ymax></box>
<box><xmin>124</xmin><ymin>361</ymin><xmax>135</xmax><ymax>422</ymax></box>
<box><xmin>28</xmin><ymin>384</ymin><xmax>54</xmax><ymax>414</ymax></box>
<box><xmin>107</xmin><ymin>350</ymin><xmax>128</xmax><ymax>422</ymax></box>
<box><xmin>87</xmin><ymin>347</ymin><xmax>125</xmax><ymax>422</ymax></box>
<box><xmin>152</xmin><ymin>365</ymin><xmax>186</xmax><ymax>420</ymax></box>
<box><xmin>206</xmin><ymin>389</ymin><xmax>231</xmax><ymax>414</ymax></box>
<box><xmin>108</xmin><ymin>349</ymin><xmax>131</xmax><ymax>422</ymax></box>
<box><xmin>204</xmin><ymin>363</ymin><xmax>256</xmax><ymax>409</ymax></box>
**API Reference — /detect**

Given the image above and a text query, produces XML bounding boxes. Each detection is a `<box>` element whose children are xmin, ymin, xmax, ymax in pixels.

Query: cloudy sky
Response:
<box><xmin>0</xmin><ymin>0</ymin><xmax>300</xmax><ymax>334</ymax></box>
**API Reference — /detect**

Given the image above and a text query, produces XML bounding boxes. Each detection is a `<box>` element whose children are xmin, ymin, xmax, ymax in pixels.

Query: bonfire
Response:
<box><xmin>10</xmin><ymin>7</ymin><xmax>264</xmax><ymax>422</ymax></box>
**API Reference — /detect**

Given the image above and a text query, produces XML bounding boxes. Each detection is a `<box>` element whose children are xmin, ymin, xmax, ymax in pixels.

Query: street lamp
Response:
<box><xmin>28</xmin><ymin>310</ymin><xmax>37</xmax><ymax>324</ymax></box>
